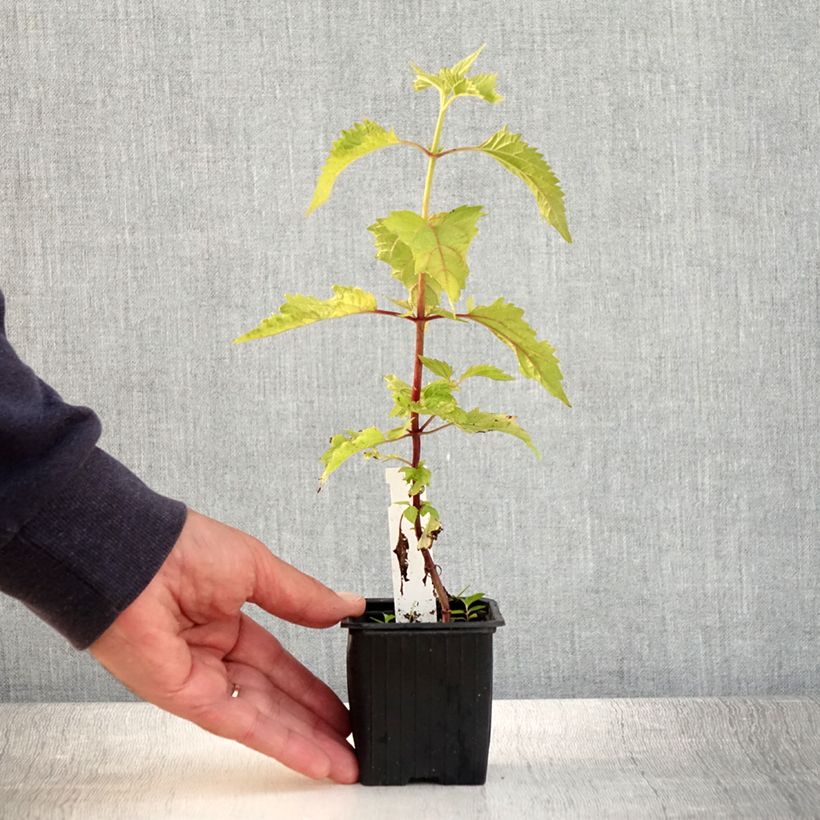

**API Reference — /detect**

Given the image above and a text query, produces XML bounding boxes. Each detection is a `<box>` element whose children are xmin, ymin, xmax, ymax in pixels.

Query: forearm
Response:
<box><xmin>0</xmin><ymin>290</ymin><xmax>186</xmax><ymax>648</ymax></box>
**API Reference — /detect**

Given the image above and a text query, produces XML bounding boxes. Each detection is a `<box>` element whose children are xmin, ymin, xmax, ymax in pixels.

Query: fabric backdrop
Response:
<box><xmin>1</xmin><ymin>0</ymin><xmax>817</xmax><ymax>701</ymax></box>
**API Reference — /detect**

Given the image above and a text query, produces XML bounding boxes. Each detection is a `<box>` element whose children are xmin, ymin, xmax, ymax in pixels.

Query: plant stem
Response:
<box><xmin>409</xmin><ymin>93</ymin><xmax>451</xmax><ymax>623</ymax></box>
<box><xmin>418</xmin><ymin>415</ymin><xmax>435</xmax><ymax>433</ymax></box>
<box><xmin>422</xmin><ymin>422</ymin><xmax>453</xmax><ymax>436</ymax></box>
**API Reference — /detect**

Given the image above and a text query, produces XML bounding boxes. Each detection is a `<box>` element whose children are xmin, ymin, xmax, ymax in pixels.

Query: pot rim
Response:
<box><xmin>341</xmin><ymin>596</ymin><xmax>505</xmax><ymax>632</ymax></box>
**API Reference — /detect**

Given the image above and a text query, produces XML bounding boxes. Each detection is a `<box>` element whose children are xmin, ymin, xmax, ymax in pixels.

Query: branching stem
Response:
<box><xmin>418</xmin><ymin>415</ymin><xmax>435</xmax><ymax>433</ymax></box>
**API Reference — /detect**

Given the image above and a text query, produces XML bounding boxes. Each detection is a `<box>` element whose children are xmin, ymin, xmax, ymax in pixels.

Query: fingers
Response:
<box><xmin>225</xmin><ymin>662</ymin><xmax>346</xmax><ymax>743</ymax></box>
<box><xmin>223</xmin><ymin>664</ymin><xmax>359</xmax><ymax>784</ymax></box>
<box><xmin>168</xmin><ymin>655</ymin><xmax>358</xmax><ymax>784</ymax></box>
<box><xmin>190</xmin><ymin>693</ymin><xmax>350</xmax><ymax>782</ymax></box>
<box><xmin>247</xmin><ymin>541</ymin><xmax>365</xmax><ymax>627</ymax></box>
<box><xmin>227</xmin><ymin>614</ymin><xmax>351</xmax><ymax>737</ymax></box>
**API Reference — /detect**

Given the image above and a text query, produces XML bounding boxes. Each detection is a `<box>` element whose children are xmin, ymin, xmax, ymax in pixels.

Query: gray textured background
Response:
<box><xmin>0</xmin><ymin>0</ymin><xmax>817</xmax><ymax>701</ymax></box>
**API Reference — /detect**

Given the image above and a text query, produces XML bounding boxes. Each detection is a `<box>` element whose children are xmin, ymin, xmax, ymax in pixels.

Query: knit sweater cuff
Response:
<box><xmin>0</xmin><ymin>447</ymin><xmax>187</xmax><ymax>649</ymax></box>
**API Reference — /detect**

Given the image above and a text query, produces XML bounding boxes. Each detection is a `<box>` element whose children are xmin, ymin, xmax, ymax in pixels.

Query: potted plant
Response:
<box><xmin>234</xmin><ymin>45</ymin><xmax>571</xmax><ymax>785</ymax></box>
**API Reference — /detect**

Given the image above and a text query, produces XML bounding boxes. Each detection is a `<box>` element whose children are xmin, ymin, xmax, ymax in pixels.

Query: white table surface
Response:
<box><xmin>1</xmin><ymin>698</ymin><xmax>818</xmax><ymax>819</ymax></box>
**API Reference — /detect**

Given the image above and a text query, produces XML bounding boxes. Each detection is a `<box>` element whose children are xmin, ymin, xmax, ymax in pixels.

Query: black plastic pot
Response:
<box><xmin>340</xmin><ymin>597</ymin><xmax>505</xmax><ymax>786</ymax></box>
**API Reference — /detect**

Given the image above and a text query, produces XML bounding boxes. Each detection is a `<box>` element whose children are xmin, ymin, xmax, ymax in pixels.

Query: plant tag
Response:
<box><xmin>385</xmin><ymin>467</ymin><xmax>437</xmax><ymax>622</ymax></box>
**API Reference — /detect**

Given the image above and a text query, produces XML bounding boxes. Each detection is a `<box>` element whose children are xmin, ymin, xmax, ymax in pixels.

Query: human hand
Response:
<box><xmin>89</xmin><ymin>508</ymin><xmax>366</xmax><ymax>783</ymax></box>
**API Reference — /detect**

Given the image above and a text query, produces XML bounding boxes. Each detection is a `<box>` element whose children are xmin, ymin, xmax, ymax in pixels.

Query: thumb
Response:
<box><xmin>247</xmin><ymin>540</ymin><xmax>366</xmax><ymax>627</ymax></box>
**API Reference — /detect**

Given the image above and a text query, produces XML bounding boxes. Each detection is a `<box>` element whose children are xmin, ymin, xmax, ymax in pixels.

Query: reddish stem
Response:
<box><xmin>407</xmin><ymin>285</ymin><xmax>450</xmax><ymax>622</ymax></box>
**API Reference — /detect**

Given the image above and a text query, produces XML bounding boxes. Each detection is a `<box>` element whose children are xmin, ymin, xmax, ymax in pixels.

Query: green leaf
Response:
<box><xmin>410</xmin><ymin>45</ymin><xmax>503</xmax><ymax>105</ymax></box>
<box><xmin>380</xmin><ymin>205</ymin><xmax>484</xmax><ymax>306</ymax></box>
<box><xmin>477</xmin><ymin>126</ymin><xmax>571</xmax><ymax>242</ymax></box>
<box><xmin>402</xmin><ymin>505</ymin><xmax>419</xmax><ymax>524</ymax></box>
<box><xmin>410</xmin><ymin>381</ymin><xmax>541</xmax><ymax>457</ymax></box>
<box><xmin>449</xmin><ymin>44</ymin><xmax>486</xmax><ymax>76</ymax></box>
<box><xmin>399</xmin><ymin>462</ymin><xmax>431</xmax><ymax>496</ymax></box>
<box><xmin>384</xmin><ymin>374</ymin><xmax>413</xmax><ymax>417</ymax></box>
<box><xmin>460</xmin><ymin>364</ymin><xmax>515</xmax><ymax>382</ymax></box>
<box><xmin>418</xmin><ymin>356</ymin><xmax>454</xmax><ymax>379</ymax></box>
<box><xmin>460</xmin><ymin>591</ymin><xmax>486</xmax><ymax>609</ymax></box>
<box><xmin>368</xmin><ymin>217</ymin><xmax>416</xmax><ymax>287</ymax></box>
<box><xmin>464</xmin><ymin>298</ymin><xmax>570</xmax><ymax>406</ymax></box>
<box><xmin>306</xmin><ymin>120</ymin><xmax>401</xmax><ymax>215</ymax></box>
<box><xmin>410</xmin><ymin>60</ymin><xmax>448</xmax><ymax>95</ymax></box>
<box><xmin>320</xmin><ymin>424</ymin><xmax>408</xmax><ymax>483</ymax></box>
<box><xmin>368</xmin><ymin>217</ymin><xmax>440</xmax><ymax>311</ymax></box>
<box><xmin>412</xmin><ymin>379</ymin><xmax>459</xmax><ymax>415</ymax></box>
<box><xmin>446</xmin><ymin>407</ymin><xmax>540</xmax><ymax>457</ymax></box>
<box><xmin>418</xmin><ymin>506</ymin><xmax>442</xmax><ymax>551</ymax></box>
<box><xmin>419</xmin><ymin>501</ymin><xmax>440</xmax><ymax>520</ymax></box>
<box><xmin>426</xmin><ymin>307</ymin><xmax>467</xmax><ymax>322</ymax></box>
<box><xmin>458</xmin><ymin>73</ymin><xmax>503</xmax><ymax>104</ymax></box>
<box><xmin>234</xmin><ymin>286</ymin><xmax>378</xmax><ymax>343</ymax></box>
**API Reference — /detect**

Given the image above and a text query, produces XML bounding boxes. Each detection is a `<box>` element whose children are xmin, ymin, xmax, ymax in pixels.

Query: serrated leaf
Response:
<box><xmin>450</xmin><ymin>44</ymin><xmax>486</xmax><ymax>76</ymax></box>
<box><xmin>369</xmin><ymin>217</ymin><xmax>440</xmax><ymax>311</ymax></box>
<box><xmin>418</xmin><ymin>356</ymin><xmax>454</xmax><ymax>379</ymax></box>
<box><xmin>411</xmin><ymin>379</ymin><xmax>459</xmax><ymax>415</ymax></box>
<box><xmin>477</xmin><ymin>126</ymin><xmax>571</xmax><ymax>242</ymax></box>
<box><xmin>462</xmin><ymin>73</ymin><xmax>503</xmax><ymax>103</ymax></box>
<box><xmin>450</xmin><ymin>407</ymin><xmax>540</xmax><ymax>457</ymax></box>
<box><xmin>464</xmin><ymin>298</ymin><xmax>570</xmax><ymax>406</ymax></box>
<box><xmin>380</xmin><ymin>206</ymin><xmax>484</xmax><ymax>305</ymax></box>
<box><xmin>448</xmin><ymin>72</ymin><xmax>503</xmax><ymax>104</ymax></box>
<box><xmin>410</xmin><ymin>62</ymin><xmax>448</xmax><ymax>94</ymax></box>
<box><xmin>384</xmin><ymin>374</ymin><xmax>413</xmax><ymax>417</ymax></box>
<box><xmin>306</xmin><ymin>120</ymin><xmax>401</xmax><ymax>215</ymax></box>
<box><xmin>234</xmin><ymin>286</ymin><xmax>378</xmax><ymax>343</ymax></box>
<box><xmin>320</xmin><ymin>424</ymin><xmax>408</xmax><ymax>483</ymax></box>
<box><xmin>410</xmin><ymin>45</ymin><xmax>503</xmax><ymax>105</ymax></box>
<box><xmin>410</xmin><ymin>380</ymin><xmax>541</xmax><ymax>457</ymax></box>
<box><xmin>368</xmin><ymin>217</ymin><xmax>416</xmax><ymax>287</ymax></box>
<box><xmin>460</xmin><ymin>364</ymin><xmax>515</xmax><ymax>382</ymax></box>
<box><xmin>399</xmin><ymin>462</ymin><xmax>432</xmax><ymax>496</ymax></box>
<box><xmin>419</xmin><ymin>501</ymin><xmax>440</xmax><ymax>520</ymax></box>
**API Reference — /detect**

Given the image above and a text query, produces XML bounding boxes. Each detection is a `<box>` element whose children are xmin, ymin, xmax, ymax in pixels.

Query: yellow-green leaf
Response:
<box><xmin>234</xmin><ymin>286</ymin><xmax>378</xmax><ymax>343</ymax></box>
<box><xmin>410</xmin><ymin>45</ymin><xmax>503</xmax><ymax>105</ymax></box>
<box><xmin>380</xmin><ymin>205</ymin><xmax>484</xmax><ymax>305</ymax></box>
<box><xmin>446</xmin><ymin>407</ymin><xmax>540</xmax><ymax>457</ymax></box>
<box><xmin>399</xmin><ymin>462</ymin><xmax>431</xmax><ymax>496</ymax></box>
<box><xmin>418</xmin><ymin>356</ymin><xmax>454</xmax><ymax>379</ymax></box>
<box><xmin>320</xmin><ymin>424</ymin><xmax>408</xmax><ymax>483</ymax></box>
<box><xmin>460</xmin><ymin>364</ymin><xmax>515</xmax><ymax>382</ymax></box>
<box><xmin>462</xmin><ymin>298</ymin><xmax>570</xmax><ymax>406</ymax></box>
<box><xmin>477</xmin><ymin>126</ymin><xmax>571</xmax><ymax>242</ymax></box>
<box><xmin>384</xmin><ymin>374</ymin><xmax>413</xmax><ymax>417</ymax></box>
<box><xmin>449</xmin><ymin>44</ymin><xmax>486</xmax><ymax>76</ymax></box>
<box><xmin>306</xmin><ymin>120</ymin><xmax>401</xmax><ymax>215</ymax></box>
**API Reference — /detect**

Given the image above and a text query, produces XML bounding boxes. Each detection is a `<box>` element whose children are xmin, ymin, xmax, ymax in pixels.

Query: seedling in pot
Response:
<box><xmin>235</xmin><ymin>44</ymin><xmax>571</xmax><ymax>624</ymax></box>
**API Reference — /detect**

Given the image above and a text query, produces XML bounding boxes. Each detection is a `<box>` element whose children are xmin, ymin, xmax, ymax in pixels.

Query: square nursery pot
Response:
<box><xmin>340</xmin><ymin>597</ymin><xmax>505</xmax><ymax>786</ymax></box>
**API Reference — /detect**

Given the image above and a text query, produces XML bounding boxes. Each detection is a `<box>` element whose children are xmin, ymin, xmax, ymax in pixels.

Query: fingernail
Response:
<box><xmin>338</xmin><ymin>591</ymin><xmax>365</xmax><ymax>607</ymax></box>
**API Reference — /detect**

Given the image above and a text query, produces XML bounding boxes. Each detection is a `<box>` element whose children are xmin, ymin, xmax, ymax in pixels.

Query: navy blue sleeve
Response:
<box><xmin>0</xmin><ymin>289</ymin><xmax>187</xmax><ymax>649</ymax></box>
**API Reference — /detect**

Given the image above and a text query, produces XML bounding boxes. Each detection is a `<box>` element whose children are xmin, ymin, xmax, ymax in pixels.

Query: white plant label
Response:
<box><xmin>385</xmin><ymin>467</ymin><xmax>437</xmax><ymax>622</ymax></box>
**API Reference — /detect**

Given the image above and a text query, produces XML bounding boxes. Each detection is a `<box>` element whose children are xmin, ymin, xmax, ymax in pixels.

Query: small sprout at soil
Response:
<box><xmin>370</xmin><ymin>612</ymin><xmax>396</xmax><ymax>624</ymax></box>
<box><xmin>450</xmin><ymin>587</ymin><xmax>488</xmax><ymax>622</ymax></box>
